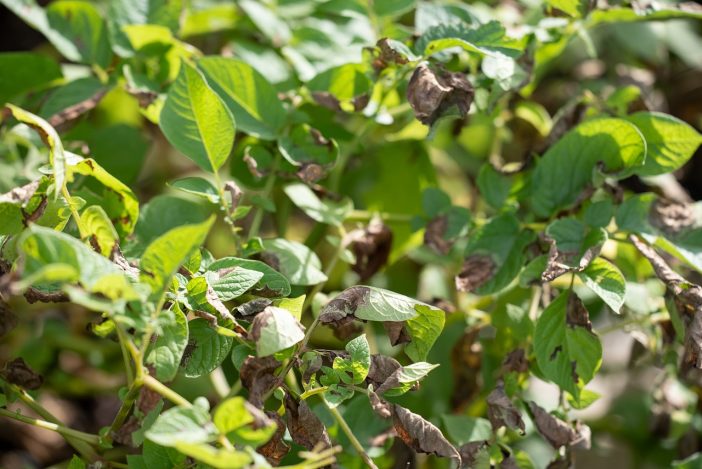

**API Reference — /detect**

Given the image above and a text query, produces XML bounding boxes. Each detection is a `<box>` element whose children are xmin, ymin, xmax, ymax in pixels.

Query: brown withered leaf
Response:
<box><xmin>502</xmin><ymin>348</ymin><xmax>529</xmax><ymax>374</ymax></box>
<box><xmin>0</xmin><ymin>302</ymin><xmax>18</xmax><ymax>338</ymax></box>
<box><xmin>368</xmin><ymin>389</ymin><xmax>393</xmax><ymax>419</ymax></box>
<box><xmin>500</xmin><ymin>453</ymin><xmax>521</xmax><ymax>469</ymax></box>
<box><xmin>1</xmin><ymin>358</ymin><xmax>43</xmax><ymax>390</ymax></box>
<box><xmin>234</xmin><ymin>298</ymin><xmax>273</xmax><ymax>318</ymax></box>
<box><xmin>367</xmin><ymin>354</ymin><xmax>402</xmax><ymax>389</ymax></box>
<box><xmin>566</xmin><ymin>294</ymin><xmax>592</xmax><ymax>331</ymax></box>
<box><xmin>546</xmin><ymin>456</ymin><xmax>572</xmax><ymax>469</ymax></box>
<box><xmin>318</xmin><ymin>286</ymin><xmax>370</xmax><ymax>329</ymax></box>
<box><xmin>407</xmin><ymin>63</ymin><xmax>474</xmax><ymax>126</ymax></box>
<box><xmin>455</xmin><ymin>255</ymin><xmax>495</xmax><ymax>292</ymax></box>
<box><xmin>486</xmin><ymin>382</ymin><xmax>525</xmax><ymax>434</ymax></box>
<box><xmin>284</xmin><ymin>394</ymin><xmax>331</xmax><ymax>450</ymax></box>
<box><xmin>527</xmin><ymin>401</ymin><xmax>578</xmax><ymax>449</ymax></box>
<box><xmin>458</xmin><ymin>441</ymin><xmax>489</xmax><ymax>468</ymax></box>
<box><xmin>240</xmin><ymin>356</ymin><xmax>281</xmax><ymax>408</ymax></box>
<box><xmin>353</xmin><ymin>94</ymin><xmax>370</xmax><ymax>112</ymax></box>
<box><xmin>312</xmin><ymin>91</ymin><xmax>342</xmax><ymax>111</ymax></box>
<box><xmin>224</xmin><ymin>181</ymin><xmax>242</xmax><ymax>212</ymax></box>
<box><xmin>348</xmin><ymin>219</ymin><xmax>393</xmax><ymax>281</ymax></box>
<box><xmin>383</xmin><ymin>321</ymin><xmax>411</xmax><ymax>346</ymax></box>
<box><xmin>451</xmin><ymin>328</ymin><xmax>482</xmax><ymax>410</ymax></box>
<box><xmin>541</xmin><ymin>237</ymin><xmax>601</xmax><ymax>283</ymax></box>
<box><xmin>650</xmin><ymin>199</ymin><xmax>696</xmax><ymax>235</ymax></box>
<box><xmin>0</xmin><ymin>180</ymin><xmax>40</xmax><ymax>206</ymax></box>
<box><xmin>376</xmin><ymin>38</ymin><xmax>409</xmax><ymax>67</ymax></box>
<box><xmin>424</xmin><ymin>214</ymin><xmax>452</xmax><ymax>254</ymax></box>
<box><xmin>258</xmin><ymin>411</ymin><xmax>290</xmax><ymax>465</ymax></box>
<box><xmin>392</xmin><ymin>404</ymin><xmax>461</xmax><ymax>463</ymax></box>
<box><xmin>296</xmin><ymin>163</ymin><xmax>326</xmax><ymax>184</ymax></box>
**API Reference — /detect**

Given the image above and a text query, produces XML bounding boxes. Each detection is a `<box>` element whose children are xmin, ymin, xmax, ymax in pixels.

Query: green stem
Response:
<box><xmin>0</xmin><ymin>408</ymin><xmax>100</xmax><ymax>445</ymax></box>
<box><xmin>326</xmin><ymin>404</ymin><xmax>378</xmax><ymax>469</ymax></box>
<box><xmin>248</xmin><ymin>157</ymin><xmax>279</xmax><ymax>239</ymax></box>
<box><xmin>143</xmin><ymin>375</ymin><xmax>191</xmax><ymax>407</ymax></box>
<box><xmin>114</xmin><ymin>323</ymin><xmax>134</xmax><ymax>388</ymax></box>
<box><xmin>11</xmin><ymin>386</ymin><xmax>99</xmax><ymax>461</ymax></box>
<box><xmin>344</xmin><ymin>209</ymin><xmax>413</xmax><ymax>223</ymax></box>
<box><xmin>106</xmin><ymin>379</ymin><xmax>143</xmax><ymax>442</ymax></box>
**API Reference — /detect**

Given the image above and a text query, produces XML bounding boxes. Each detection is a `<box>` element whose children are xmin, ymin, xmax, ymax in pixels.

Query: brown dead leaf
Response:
<box><xmin>240</xmin><ymin>356</ymin><xmax>281</xmax><ymax>408</ymax></box>
<box><xmin>257</xmin><ymin>411</ymin><xmax>290</xmax><ymax>465</ymax></box>
<box><xmin>1</xmin><ymin>358</ymin><xmax>43</xmax><ymax>390</ymax></box>
<box><xmin>502</xmin><ymin>348</ymin><xmax>529</xmax><ymax>374</ymax></box>
<box><xmin>486</xmin><ymin>382</ymin><xmax>525</xmax><ymax>434</ymax></box>
<box><xmin>566</xmin><ymin>294</ymin><xmax>592</xmax><ymax>331</ymax></box>
<box><xmin>383</xmin><ymin>321</ymin><xmax>411</xmax><ymax>346</ymax></box>
<box><xmin>367</xmin><ymin>354</ymin><xmax>402</xmax><ymax>389</ymax></box>
<box><xmin>407</xmin><ymin>64</ymin><xmax>474</xmax><ymax>126</ymax></box>
<box><xmin>650</xmin><ymin>199</ymin><xmax>695</xmax><ymax>235</ymax></box>
<box><xmin>234</xmin><ymin>298</ymin><xmax>273</xmax><ymax>318</ymax></box>
<box><xmin>284</xmin><ymin>394</ymin><xmax>331</xmax><ymax>450</ymax></box>
<box><xmin>318</xmin><ymin>286</ymin><xmax>370</xmax><ymax>329</ymax></box>
<box><xmin>527</xmin><ymin>401</ymin><xmax>578</xmax><ymax>449</ymax></box>
<box><xmin>368</xmin><ymin>389</ymin><xmax>393</xmax><ymax>419</ymax></box>
<box><xmin>392</xmin><ymin>404</ymin><xmax>461</xmax><ymax>463</ymax></box>
<box><xmin>348</xmin><ymin>219</ymin><xmax>393</xmax><ymax>281</ymax></box>
<box><xmin>542</xmin><ymin>237</ymin><xmax>601</xmax><ymax>283</ymax></box>
<box><xmin>455</xmin><ymin>255</ymin><xmax>496</xmax><ymax>292</ymax></box>
<box><xmin>458</xmin><ymin>441</ymin><xmax>489</xmax><ymax>468</ymax></box>
<box><xmin>296</xmin><ymin>163</ymin><xmax>327</xmax><ymax>184</ymax></box>
<box><xmin>424</xmin><ymin>214</ymin><xmax>452</xmax><ymax>254</ymax></box>
<box><xmin>224</xmin><ymin>181</ymin><xmax>242</xmax><ymax>212</ymax></box>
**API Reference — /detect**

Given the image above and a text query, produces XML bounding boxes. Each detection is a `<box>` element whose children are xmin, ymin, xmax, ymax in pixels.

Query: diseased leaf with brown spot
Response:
<box><xmin>451</xmin><ymin>328</ymin><xmax>482</xmax><ymax>410</ymax></box>
<box><xmin>376</xmin><ymin>38</ymin><xmax>409</xmax><ymax>67</ymax></box>
<box><xmin>392</xmin><ymin>404</ymin><xmax>461</xmax><ymax>463</ymax></box>
<box><xmin>284</xmin><ymin>394</ymin><xmax>331</xmax><ymax>450</ymax></box>
<box><xmin>459</xmin><ymin>441</ymin><xmax>489</xmax><ymax>468</ymax></box>
<box><xmin>349</xmin><ymin>219</ymin><xmax>393</xmax><ymax>281</ymax></box>
<box><xmin>0</xmin><ymin>302</ymin><xmax>18</xmax><ymax>338</ymax></box>
<box><xmin>424</xmin><ymin>214</ymin><xmax>452</xmax><ymax>254</ymax></box>
<box><xmin>567</xmin><ymin>294</ymin><xmax>593</xmax><ymax>330</ymax></box>
<box><xmin>296</xmin><ymin>163</ymin><xmax>326</xmax><ymax>184</ymax></box>
<box><xmin>527</xmin><ymin>401</ymin><xmax>578</xmax><ymax>449</ymax></box>
<box><xmin>546</xmin><ymin>456</ymin><xmax>572</xmax><ymax>469</ymax></box>
<box><xmin>500</xmin><ymin>453</ymin><xmax>521</xmax><ymax>469</ymax></box>
<box><xmin>367</xmin><ymin>354</ymin><xmax>402</xmax><ymax>389</ymax></box>
<box><xmin>1</xmin><ymin>358</ymin><xmax>43</xmax><ymax>390</ymax></box>
<box><xmin>383</xmin><ymin>321</ymin><xmax>411</xmax><ymax>346</ymax></box>
<box><xmin>318</xmin><ymin>286</ymin><xmax>369</xmax><ymax>329</ymax></box>
<box><xmin>455</xmin><ymin>255</ymin><xmax>495</xmax><ymax>292</ymax></box>
<box><xmin>257</xmin><ymin>411</ymin><xmax>290</xmax><ymax>465</ymax></box>
<box><xmin>240</xmin><ymin>355</ymin><xmax>281</xmax><ymax>408</ymax></box>
<box><xmin>368</xmin><ymin>389</ymin><xmax>393</xmax><ymax>419</ymax></box>
<box><xmin>486</xmin><ymin>382</ymin><xmax>525</xmax><ymax>434</ymax></box>
<box><xmin>502</xmin><ymin>348</ymin><xmax>529</xmax><ymax>374</ymax></box>
<box><xmin>234</xmin><ymin>298</ymin><xmax>273</xmax><ymax>318</ymax></box>
<box><xmin>407</xmin><ymin>64</ymin><xmax>474</xmax><ymax>126</ymax></box>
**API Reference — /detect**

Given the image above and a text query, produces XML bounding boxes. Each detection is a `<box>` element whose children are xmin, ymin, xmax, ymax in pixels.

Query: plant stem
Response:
<box><xmin>143</xmin><ymin>375</ymin><xmax>191</xmax><ymax>407</ymax></box>
<box><xmin>114</xmin><ymin>323</ymin><xmax>134</xmax><ymax>388</ymax></box>
<box><xmin>248</xmin><ymin>157</ymin><xmax>279</xmax><ymax>239</ymax></box>
<box><xmin>107</xmin><ymin>379</ymin><xmax>143</xmax><ymax>441</ymax></box>
<box><xmin>325</xmin><ymin>404</ymin><xmax>378</xmax><ymax>469</ymax></box>
<box><xmin>11</xmin><ymin>386</ymin><xmax>99</xmax><ymax>461</ymax></box>
<box><xmin>344</xmin><ymin>209</ymin><xmax>413</xmax><ymax>223</ymax></box>
<box><xmin>0</xmin><ymin>408</ymin><xmax>101</xmax><ymax>445</ymax></box>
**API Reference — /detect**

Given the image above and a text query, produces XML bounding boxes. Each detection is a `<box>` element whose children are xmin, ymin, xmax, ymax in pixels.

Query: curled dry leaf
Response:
<box><xmin>392</xmin><ymin>404</ymin><xmax>461</xmax><ymax>463</ymax></box>
<box><xmin>257</xmin><ymin>411</ymin><xmax>290</xmax><ymax>465</ymax></box>
<box><xmin>235</xmin><ymin>298</ymin><xmax>273</xmax><ymax>318</ymax></box>
<box><xmin>424</xmin><ymin>214</ymin><xmax>452</xmax><ymax>254</ymax></box>
<box><xmin>296</xmin><ymin>163</ymin><xmax>326</xmax><ymax>184</ymax></box>
<box><xmin>566</xmin><ymin>294</ymin><xmax>593</xmax><ymax>331</ymax></box>
<box><xmin>407</xmin><ymin>64</ymin><xmax>474</xmax><ymax>126</ymax></box>
<box><xmin>1</xmin><ymin>358</ymin><xmax>43</xmax><ymax>390</ymax></box>
<box><xmin>312</xmin><ymin>91</ymin><xmax>342</xmax><ymax>111</ymax></box>
<box><xmin>383</xmin><ymin>321</ymin><xmax>411</xmax><ymax>346</ymax></box>
<box><xmin>455</xmin><ymin>255</ymin><xmax>496</xmax><ymax>293</ymax></box>
<box><xmin>367</xmin><ymin>354</ymin><xmax>402</xmax><ymax>389</ymax></box>
<box><xmin>649</xmin><ymin>199</ymin><xmax>695</xmax><ymax>235</ymax></box>
<box><xmin>318</xmin><ymin>286</ymin><xmax>368</xmax><ymax>329</ymax></box>
<box><xmin>284</xmin><ymin>394</ymin><xmax>331</xmax><ymax>450</ymax></box>
<box><xmin>348</xmin><ymin>218</ymin><xmax>393</xmax><ymax>281</ymax></box>
<box><xmin>376</xmin><ymin>38</ymin><xmax>409</xmax><ymax>68</ymax></box>
<box><xmin>527</xmin><ymin>401</ymin><xmax>578</xmax><ymax>449</ymax></box>
<box><xmin>0</xmin><ymin>302</ymin><xmax>18</xmax><ymax>338</ymax></box>
<box><xmin>240</xmin><ymin>355</ymin><xmax>281</xmax><ymax>408</ymax></box>
<box><xmin>486</xmin><ymin>382</ymin><xmax>525</xmax><ymax>434</ymax></box>
<box><xmin>0</xmin><ymin>180</ymin><xmax>40</xmax><ymax>205</ymax></box>
<box><xmin>459</xmin><ymin>441</ymin><xmax>489</xmax><ymax>468</ymax></box>
<box><xmin>368</xmin><ymin>389</ymin><xmax>393</xmax><ymax>419</ymax></box>
<box><xmin>502</xmin><ymin>348</ymin><xmax>529</xmax><ymax>374</ymax></box>
<box><xmin>224</xmin><ymin>181</ymin><xmax>242</xmax><ymax>212</ymax></box>
<box><xmin>542</xmin><ymin>237</ymin><xmax>601</xmax><ymax>283</ymax></box>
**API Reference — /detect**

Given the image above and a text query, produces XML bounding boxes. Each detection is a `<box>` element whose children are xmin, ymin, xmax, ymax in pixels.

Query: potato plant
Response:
<box><xmin>1</xmin><ymin>0</ymin><xmax>702</xmax><ymax>468</ymax></box>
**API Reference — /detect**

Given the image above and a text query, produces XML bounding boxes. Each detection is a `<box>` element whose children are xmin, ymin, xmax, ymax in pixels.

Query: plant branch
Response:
<box><xmin>248</xmin><ymin>156</ymin><xmax>279</xmax><ymax>238</ymax></box>
<box><xmin>143</xmin><ymin>375</ymin><xmax>191</xmax><ymax>407</ymax></box>
<box><xmin>0</xmin><ymin>407</ymin><xmax>101</xmax><ymax>445</ymax></box>
<box><xmin>325</xmin><ymin>404</ymin><xmax>378</xmax><ymax>469</ymax></box>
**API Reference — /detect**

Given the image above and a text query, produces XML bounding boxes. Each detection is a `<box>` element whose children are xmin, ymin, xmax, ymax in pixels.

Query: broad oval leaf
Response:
<box><xmin>283</xmin><ymin>183</ymin><xmax>352</xmax><ymax>226</ymax></box>
<box><xmin>80</xmin><ymin>205</ymin><xmax>118</xmax><ymax>256</ymax></box>
<box><xmin>146</xmin><ymin>305</ymin><xmax>189</xmax><ymax>382</ymax></box>
<box><xmin>251</xmin><ymin>307</ymin><xmax>305</xmax><ymax>357</ymax></box>
<box><xmin>198</xmin><ymin>57</ymin><xmax>286</xmax><ymax>140</ymax></box>
<box><xmin>160</xmin><ymin>63</ymin><xmax>235</xmax><ymax>173</ymax></box>
<box><xmin>531</xmin><ymin>118</ymin><xmax>646</xmax><ymax>218</ymax></box>
<box><xmin>207</xmin><ymin>257</ymin><xmax>291</xmax><ymax>297</ymax></box>
<box><xmin>0</xmin><ymin>52</ymin><xmax>62</xmax><ymax>104</ymax></box>
<box><xmin>169</xmin><ymin>177</ymin><xmax>220</xmax><ymax>203</ymax></box>
<box><xmin>182</xmin><ymin>318</ymin><xmax>234</xmax><ymax>378</ymax></box>
<box><xmin>145</xmin><ymin>401</ymin><xmax>217</xmax><ymax>447</ymax></box>
<box><xmin>577</xmin><ymin>258</ymin><xmax>626</xmax><ymax>313</ymax></box>
<box><xmin>261</xmin><ymin>239</ymin><xmax>327</xmax><ymax>286</ymax></box>
<box><xmin>627</xmin><ymin>111</ymin><xmax>702</xmax><ymax>177</ymax></box>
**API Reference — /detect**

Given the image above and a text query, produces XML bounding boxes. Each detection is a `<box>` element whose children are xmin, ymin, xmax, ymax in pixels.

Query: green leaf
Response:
<box><xmin>283</xmin><ymin>183</ymin><xmax>352</xmax><ymax>226</ymax></box>
<box><xmin>546</xmin><ymin>0</ymin><xmax>584</xmax><ymax>17</ymax></box>
<box><xmin>159</xmin><ymin>63</ymin><xmax>235</xmax><ymax>173</ymax></box>
<box><xmin>477</xmin><ymin>164</ymin><xmax>513</xmax><ymax>209</ymax></box>
<box><xmin>405</xmin><ymin>305</ymin><xmax>445</xmax><ymax>362</ymax></box>
<box><xmin>442</xmin><ymin>415</ymin><xmax>492</xmax><ymax>446</ymax></box>
<box><xmin>107</xmin><ymin>0</ymin><xmax>180</xmax><ymax>56</ymax></box>
<box><xmin>578</xmin><ymin>258</ymin><xmax>626</xmax><ymax>313</ymax></box>
<box><xmin>69</xmin><ymin>157</ymin><xmax>140</xmax><ymax>238</ymax></box>
<box><xmin>0</xmin><ymin>52</ymin><xmax>62</xmax><ymax>104</ymax></box>
<box><xmin>587</xmin><ymin>6</ymin><xmax>702</xmax><ymax>25</ymax></box>
<box><xmin>145</xmin><ymin>402</ymin><xmax>218</xmax><ymax>447</ymax></box>
<box><xmin>79</xmin><ymin>205</ymin><xmax>118</xmax><ymax>256</ymax></box>
<box><xmin>40</xmin><ymin>77</ymin><xmax>106</xmax><ymax>119</ymax></box>
<box><xmin>67</xmin><ymin>455</ymin><xmax>86</xmax><ymax>469</ymax></box>
<box><xmin>461</xmin><ymin>213</ymin><xmax>535</xmax><ymax>294</ymax></box>
<box><xmin>45</xmin><ymin>0</ymin><xmax>111</xmax><ymax>67</ymax></box>
<box><xmin>169</xmin><ymin>177</ymin><xmax>220</xmax><ymax>203</ymax></box>
<box><xmin>273</xmin><ymin>295</ymin><xmax>305</xmax><ymax>320</ymax></box>
<box><xmin>531</xmin><ymin>118</ymin><xmax>646</xmax><ymax>218</ymax></box>
<box><xmin>261</xmin><ymin>239</ymin><xmax>327</xmax><ymax>286</ymax></box>
<box><xmin>198</xmin><ymin>57</ymin><xmax>286</xmax><ymax>140</ymax></box>
<box><xmin>534</xmin><ymin>292</ymin><xmax>602</xmax><ymax>399</ymax></box>
<box><xmin>626</xmin><ymin>112</ymin><xmax>702</xmax><ymax>177</ymax></box>
<box><xmin>252</xmin><ymin>307</ymin><xmax>305</xmax><ymax>357</ymax></box>
<box><xmin>566</xmin><ymin>388</ymin><xmax>601</xmax><ymax>410</ymax></box>
<box><xmin>5</xmin><ymin>104</ymin><xmax>66</xmax><ymax>199</ymax></box>
<box><xmin>307</xmin><ymin>63</ymin><xmax>372</xmax><ymax>112</ymax></box>
<box><xmin>417</xmin><ymin>21</ymin><xmax>524</xmax><ymax>58</ymax></box>
<box><xmin>546</xmin><ymin>218</ymin><xmax>608</xmax><ymax>267</ymax></box>
<box><xmin>174</xmin><ymin>442</ymin><xmax>251</xmax><ymax>469</ymax></box>
<box><xmin>146</xmin><ymin>306</ymin><xmax>189</xmax><ymax>382</ymax></box>
<box><xmin>333</xmin><ymin>334</ymin><xmax>371</xmax><ymax>384</ymax></box>
<box><xmin>182</xmin><ymin>318</ymin><xmax>234</xmax><ymax>378</ymax></box>
<box><xmin>140</xmin><ymin>217</ymin><xmax>215</xmax><ymax>301</ymax></box>
<box><xmin>207</xmin><ymin>257</ymin><xmax>290</xmax><ymax>298</ymax></box>
<box><xmin>382</xmin><ymin>362</ymin><xmax>440</xmax><ymax>396</ymax></box>
<box><xmin>213</xmin><ymin>397</ymin><xmax>254</xmax><ymax>435</ymax></box>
